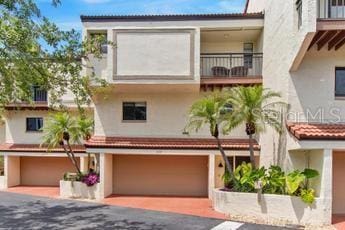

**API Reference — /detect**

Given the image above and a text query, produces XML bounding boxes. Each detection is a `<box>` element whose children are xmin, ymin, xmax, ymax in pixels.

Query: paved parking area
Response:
<box><xmin>0</xmin><ymin>191</ymin><xmax>292</xmax><ymax>230</ymax></box>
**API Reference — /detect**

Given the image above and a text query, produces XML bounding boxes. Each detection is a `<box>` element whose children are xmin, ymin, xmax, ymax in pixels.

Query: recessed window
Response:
<box><xmin>335</xmin><ymin>67</ymin><xmax>345</xmax><ymax>97</ymax></box>
<box><xmin>26</xmin><ymin>117</ymin><xmax>43</xmax><ymax>132</ymax></box>
<box><xmin>123</xmin><ymin>102</ymin><xmax>147</xmax><ymax>121</ymax></box>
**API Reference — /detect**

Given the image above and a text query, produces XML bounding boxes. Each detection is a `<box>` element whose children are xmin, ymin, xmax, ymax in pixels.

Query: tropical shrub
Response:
<box><xmin>223</xmin><ymin>163</ymin><xmax>319</xmax><ymax>204</ymax></box>
<box><xmin>82</xmin><ymin>172</ymin><xmax>100</xmax><ymax>187</ymax></box>
<box><xmin>63</xmin><ymin>172</ymin><xmax>100</xmax><ymax>187</ymax></box>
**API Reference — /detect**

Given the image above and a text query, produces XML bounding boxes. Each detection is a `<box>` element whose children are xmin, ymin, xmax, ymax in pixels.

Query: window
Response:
<box><xmin>123</xmin><ymin>102</ymin><xmax>147</xmax><ymax>121</ymax></box>
<box><xmin>32</xmin><ymin>86</ymin><xmax>47</xmax><ymax>102</ymax></box>
<box><xmin>296</xmin><ymin>0</ymin><xmax>302</xmax><ymax>28</ymax></box>
<box><xmin>243</xmin><ymin>43</ymin><xmax>253</xmax><ymax>68</ymax></box>
<box><xmin>26</xmin><ymin>117</ymin><xmax>43</xmax><ymax>132</ymax></box>
<box><xmin>335</xmin><ymin>67</ymin><xmax>345</xmax><ymax>97</ymax></box>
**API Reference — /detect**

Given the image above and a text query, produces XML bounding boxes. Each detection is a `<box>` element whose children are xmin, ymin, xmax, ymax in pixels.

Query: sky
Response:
<box><xmin>37</xmin><ymin>0</ymin><xmax>247</xmax><ymax>31</ymax></box>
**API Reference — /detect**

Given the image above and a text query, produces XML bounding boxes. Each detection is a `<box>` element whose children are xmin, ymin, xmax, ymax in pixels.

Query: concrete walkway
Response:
<box><xmin>0</xmin><ymin>191</ymin><xmax>290</xmax><ymax>230</ymax></box>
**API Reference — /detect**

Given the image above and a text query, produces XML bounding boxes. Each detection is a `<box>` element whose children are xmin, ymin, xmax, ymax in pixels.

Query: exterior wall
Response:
<box><xmin>5</xmin><ymin>110</ymin><xmax>49</xmax><ymax>144</ymax></box>
<box><xmin>260</xmin><ymin>0</ymin><xmax>318</xmax><ymax>167</ymax></box>
<box><xmin>4</xmin><ymin>110</ymin><xmax>93</xmax><ymax>144</ymax></box>
<box><xmin>99</xmin><ymin>153</ymin><xmax>113</xmax><ymax>198</ymax></box>
<box><xmin>4</xmin><ymin>156</ymin><xmax>20</xmax><ymax>188</ymax></box>
<box><xmin>93</xmin><ymin>92</ymin><xmax>247</xmax><ymax>138</ymax></box>
<box><xmin>20</xmin><ymin>157</ymin><xmax>78</xmax><ymax>186</ymax></box>
<box><xmin>289</xmin><ymin>48</ymin><xmax>345</xmax><ymax>122</ymax></box>
<box><xmin>115</xmin><ymin>30</ymin><xmax>193</xmax><ymax>78</ymax></box>
<box><xmin>246</xmin><ymin>0</ymin><xmax>265</xmax><ymax>13</ymax></box>
<box><xmin>333</xmin><ymin>151</ymin><xmax>345</xmax><ymax>214</ymax></box>
<box><xmin>201</xmin><ymin>41</ymin><xmax>258</xmax><ymax>53</ymax></box>
<box><xmin>0</xmin><ymin>124</ymin><xmax>5</xmax><ymax>144</ymax></box>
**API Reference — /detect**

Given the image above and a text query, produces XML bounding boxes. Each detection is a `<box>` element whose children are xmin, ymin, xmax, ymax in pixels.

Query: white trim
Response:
<box><xmin>0</xmin><ymin>152</ymin><xmax>87</xmax><ymax>157</ymax></box>
<box><xmin>86</xmin><ymin>147</ymin><xmax>260</xmax><ymax>156</ymax></box>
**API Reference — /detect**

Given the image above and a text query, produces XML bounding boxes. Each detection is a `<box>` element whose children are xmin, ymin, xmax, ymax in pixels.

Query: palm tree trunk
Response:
<box><xmin>61</xmin><ymin>144</ymin><xmax>81</xmax><ymax>174</ymax></box>
<box><xmin>248</xmin><ymin>134</ymin><xmax>256</xmax><ymax>168</ymax></box>
<box><xmin>215</xmin><ymin>137</ymin><xmax>233</xmax><ymax>176</ymax></box>
<box><xmin>66</xmin><ymin>141</ymin><xmax>82</xmax><ymax>174</ymax></box>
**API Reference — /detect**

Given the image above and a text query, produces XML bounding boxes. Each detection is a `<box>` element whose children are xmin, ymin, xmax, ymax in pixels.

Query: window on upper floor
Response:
<box><xmin>26</xmin><ymin>117</ymin><xmax>43</xmax><ymax>132</ymax></box>
<box><xmin>296</xmin><ymin>0</ymin><xmax>303</xmax><ymax>29</ymax></box>
<box><xmin>243</xmin><ymin>43</ymin><xmax>253</xmax><ymax>69</ymax></box>
<box><xmin>32</xmin><ymin>86</ymin><xmax>47</xmax><ymax>102</ymax></box>
<box><xmin>335</xmin><ymin>67</ymin><xmax>345</xmax><ymax>97</ymax></box>
<box><xmin>123</xmin><ymin>102</ymin><xmax>147</xmax><ymax>121</ymax></box>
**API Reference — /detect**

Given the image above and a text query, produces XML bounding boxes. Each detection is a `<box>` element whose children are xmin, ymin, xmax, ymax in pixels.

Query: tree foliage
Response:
<box><xmin>41</xmin><ymin>112</ymin><xmax>93</xmax><ymax>174</ymax></box>
<box><xmin>0</xmin><ymin>0</ymin><xmax>108</xmax><ymax>110</ymax></box>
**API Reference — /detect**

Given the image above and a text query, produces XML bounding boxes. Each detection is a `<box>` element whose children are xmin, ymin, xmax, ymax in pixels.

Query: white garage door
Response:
<box><xmin>113</xmin><ymin>155</ymin><xmax>208</xmax><ymax>197</ymax></box>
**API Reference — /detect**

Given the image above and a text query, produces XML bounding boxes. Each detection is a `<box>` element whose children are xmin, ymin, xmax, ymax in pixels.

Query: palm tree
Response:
<box><xmin>185</xmin><ymin>93</ymin><xmax>234</xmax><ymax>176</ymax></box>
<box><xmin>41</xmin><ymin>112</ymin><xmax>93</xmax><ymax>175</ymax></box>
<box><xmin>224</xmin><ymin>85</ymin><xmax>285</xmax><ymax>169</ymax></box>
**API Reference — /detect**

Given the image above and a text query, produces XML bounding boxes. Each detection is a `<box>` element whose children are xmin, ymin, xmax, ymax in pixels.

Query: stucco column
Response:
<box><xmin>320</xmin><ymin>149</ymin><xmax>332</xmax><ymax>225</ymax></box>
<box><xmin>208</xmin><ymin>154</ymin><xmax>215</xmax><ymax>199</ymax></box>
<box><xmin>4</xmin><ymin>155</ymin><xmax>20</xmax><ymax>188</ymax></box>
<box><xmin>80</xmin><ymin>156</ymin><xmax>89</xmax><ymax>173</ymax></box>
<box><xmin>99</xmin><ymin>153</ymin><xmax>113</xmax><ymax>199</ymax></box>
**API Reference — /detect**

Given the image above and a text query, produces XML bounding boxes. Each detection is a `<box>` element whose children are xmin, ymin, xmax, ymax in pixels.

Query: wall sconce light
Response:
<box><xmin>218</xmin><ymin>162</ymin><xmax>223</xmax><ymax>168</ymax></box>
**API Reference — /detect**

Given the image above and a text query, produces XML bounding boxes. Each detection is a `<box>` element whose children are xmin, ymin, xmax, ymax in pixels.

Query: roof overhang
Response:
<box><xmin>80</xmin><ymin>13</ymin><xmax>263</xmax><ymax>22</ymax></box>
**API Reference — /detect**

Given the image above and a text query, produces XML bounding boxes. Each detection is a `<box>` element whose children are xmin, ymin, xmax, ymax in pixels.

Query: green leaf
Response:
<box><xmin>286</xmin><ymin>170</ymin><xmax>305</xmax><ymax>195</ymax></box>
<box><xmin>300</xmin><ymin>188</ymin><xmax>315</xmax><ymax>204</ymax></box>
<box><xmin>302</xmin><ymin>168</ymin><xmax>319</xmax><ymax>179</ymax></box>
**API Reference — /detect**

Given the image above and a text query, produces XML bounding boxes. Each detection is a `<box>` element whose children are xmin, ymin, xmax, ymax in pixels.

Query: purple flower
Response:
<box><xmin>82</xmin><ymin>172</ymin><xmax>100</xmax><ymax>187</ymax></box>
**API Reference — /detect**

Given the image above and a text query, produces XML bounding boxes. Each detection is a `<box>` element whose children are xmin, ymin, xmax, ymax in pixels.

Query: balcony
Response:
<box><xmin>318</xmin><ymin>0</ymin><xmax>345</xmax><ymax>19</ymax></box>
<box><xmin>4</xmin><ymin>87</ymin><xmax>48</xmax><ymax>110</ymax></box>
<box><xmin>200</xmin><ymin>53</ymin><xmax>263</xmax><ymax>90</ymax></box>
<box><xmin>307</xmin><ymin>1</ymin><xmax>345</xmax><ymax>50</ymax></box>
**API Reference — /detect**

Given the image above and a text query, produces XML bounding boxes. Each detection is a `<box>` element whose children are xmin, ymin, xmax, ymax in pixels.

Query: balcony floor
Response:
<box><xmin>200</xmin><ymin>76</ymin><xmax>262</xmax><ymax>91</ymax></box>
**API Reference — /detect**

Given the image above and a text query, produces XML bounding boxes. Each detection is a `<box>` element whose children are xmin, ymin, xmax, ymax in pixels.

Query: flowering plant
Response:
<box><xmin>82</xmin><ymin>172</ymin><xmax>100</xmax><ymax>186</ymax></box>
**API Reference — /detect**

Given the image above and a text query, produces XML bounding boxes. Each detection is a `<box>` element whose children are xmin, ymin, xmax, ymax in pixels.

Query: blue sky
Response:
<box><xmin>37</xmin><ymin>0</ymin><xmax>246</xmax><ymax>31</ymax></box>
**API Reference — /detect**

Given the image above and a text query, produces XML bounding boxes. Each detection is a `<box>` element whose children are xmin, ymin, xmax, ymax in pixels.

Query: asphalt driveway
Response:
<box><xmin>0</xmin><ymin>191</ymin><xmax>293</xmax><ymax>230</ymax></box>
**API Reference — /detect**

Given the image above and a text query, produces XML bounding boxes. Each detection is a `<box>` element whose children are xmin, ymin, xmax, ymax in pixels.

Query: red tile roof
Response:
<box><xmin>0</xmin><ymin>144</ymin><xmax>85</xmax><ymax>153</ymax></box>
<box><xmin>287</xmin><ymin>122</ymin><xmax>345</xmax><ymax>140</ymax></box>
<box><xmin>85</xmin><ymin>136</ymin><xmax>260</xmax><ymax>150</ymax></box>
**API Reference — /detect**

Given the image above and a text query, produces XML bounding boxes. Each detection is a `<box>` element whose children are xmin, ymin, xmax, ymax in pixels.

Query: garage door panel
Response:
<box><xmin>333</xmin><ymin>151</ymin><xmax>345</xmax><ymax>214</ymax></box>
<box><xmin>113</xmin><ymin>155</ymin><xmax>208</xmax><ymax>197</ymax></box>
<box><xmin>20</xmin><ymin>157</ymin><xmax>77</xmax><ymax>186</ymax></box>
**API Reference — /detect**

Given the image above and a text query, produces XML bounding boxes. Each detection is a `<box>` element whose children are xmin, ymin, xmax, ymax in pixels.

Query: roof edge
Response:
<box><xmin>80</xmin><ymin>12</ymin><xmax>264</xmax><ymax>22</ymax></box>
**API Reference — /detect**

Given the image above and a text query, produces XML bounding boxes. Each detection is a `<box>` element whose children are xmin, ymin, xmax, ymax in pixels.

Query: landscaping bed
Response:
<box><xmin>212</xmin><ymin>189</ymin><xmax>331</xmax><ymax>226</ymax></box>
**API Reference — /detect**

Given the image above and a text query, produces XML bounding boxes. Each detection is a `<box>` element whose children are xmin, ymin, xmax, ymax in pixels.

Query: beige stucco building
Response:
<box><xmin>1</xmin><ymin>0</ymin><xmax>345</xmax><ymax>225</ymax></box>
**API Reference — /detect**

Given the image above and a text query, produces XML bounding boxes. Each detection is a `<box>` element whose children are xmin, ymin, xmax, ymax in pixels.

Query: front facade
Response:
<box><xmin>1</xmin><ymin>0</ymin><xmax>345</xmax><ymax>226</ymax></box>
<box><xmin>82</xmin><ymin>13</ymin><xmax>263</xmax><ymax>198</ymax></box>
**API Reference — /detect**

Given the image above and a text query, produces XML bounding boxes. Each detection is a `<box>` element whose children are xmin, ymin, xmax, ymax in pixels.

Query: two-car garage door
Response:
<box><xmin>113</xmin><ymin>155</ymin><xmax>208</xmax><ymax>197</ymax></box>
